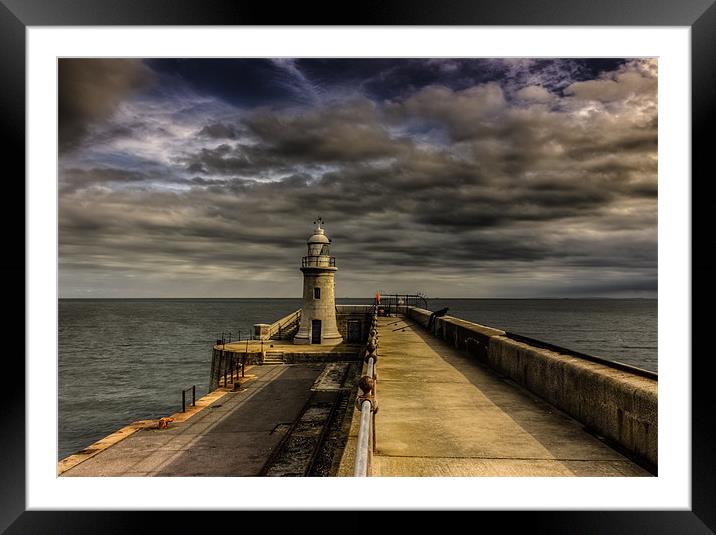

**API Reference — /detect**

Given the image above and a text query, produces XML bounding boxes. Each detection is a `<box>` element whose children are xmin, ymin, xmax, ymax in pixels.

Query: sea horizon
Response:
<box><xmin>59</xmin><ymin>296</ymin><xmax>657</xmax><ymax>300</ymax></box>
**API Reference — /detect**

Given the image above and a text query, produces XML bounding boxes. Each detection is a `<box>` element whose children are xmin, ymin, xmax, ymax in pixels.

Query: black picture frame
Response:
<box><xmin>3</xmin><ymin>0</ymin><xmax>714</xmax><ymax>532</ymax></box>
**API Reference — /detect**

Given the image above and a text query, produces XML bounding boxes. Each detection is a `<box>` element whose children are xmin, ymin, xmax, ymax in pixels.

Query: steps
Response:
<box><xmin>263</xmin><ymin>351</ymin><xmax>285</xmax><ymax>365</ymax></box>
<box><xmin>274</xmin><ymin>323</ymin><xmax>300</xmax><ymax>340</ymax></box>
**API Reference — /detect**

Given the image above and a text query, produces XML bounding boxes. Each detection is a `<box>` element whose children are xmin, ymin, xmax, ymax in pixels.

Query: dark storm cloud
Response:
<box><xmin>197</xmin><ymin>122</ymin><xmax>238</xmax><ymax>139</ymax></box>
<box><xmin>141</xmin><ymin>58</ymin><xmax>630</xmax><ymax>110</ymax></box>
<box><xmin>59</xmin><ymin>59</ymin><xmax>156</xmax><ymax>153</ymax></box>
<box><xmin>185</xmin><ymin>144</ymin><xmax>254</xmax><ymax>174</ymax></box>
<box><xmin>181</xmin><ymin>99</ymin><xmax>411</xmax><ymax>176</ymax></box>
<box><xmin>244</xmin><ymin>99</ymin><xmax>406</xmax><ymax>162</ymax></box>
<box><xmin>58</xmin><ymin>58</ymin><xmax>658</xmax><ymax>297</ymax></box>
<box><xmin>59</xmin><ymin>167</ymin><xmax>153</xmax><ymax>194</ymax></box>
<box><xmin>290</xmin><ymin>58</ymin><xmax>628</xmax><ymax>102</ymax></box>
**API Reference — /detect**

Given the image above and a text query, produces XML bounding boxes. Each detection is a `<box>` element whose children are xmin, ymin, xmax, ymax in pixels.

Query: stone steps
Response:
<box><xmin>263</xmin><ymin>351</ymin><xmax>285</xmax><ymax>365</ymax></box>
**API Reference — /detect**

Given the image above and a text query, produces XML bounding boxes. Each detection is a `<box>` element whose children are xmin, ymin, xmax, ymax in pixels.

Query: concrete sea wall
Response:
<box><xmin>262</xmin><ymin>306</ymin><xmax>373</xmax><ymax>343</ymax></box>
<box><xmin>405</xmin><ymin>306</ymin><xmax>658</xmax><ymax>468</ymax></box>
<box><xmin>336</xmin><ymin>305</ymin><xmax>373</xmax><ymax>343</ymax></box>
<box><xmin>211</xmin><ymin>306</ymin><xmax>372</xmax><ymax>390</ymax></box>
<box><xmin>209</xmin><ymin>348</ymin><xmax>263</xmax><ymax>391</ymax></box>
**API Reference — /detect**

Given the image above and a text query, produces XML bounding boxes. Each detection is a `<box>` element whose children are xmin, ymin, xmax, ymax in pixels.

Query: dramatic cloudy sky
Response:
<box><xmin>58</xmin><ymin>58</ymin><xmax>657</xmax><ymax>298</ymax></box>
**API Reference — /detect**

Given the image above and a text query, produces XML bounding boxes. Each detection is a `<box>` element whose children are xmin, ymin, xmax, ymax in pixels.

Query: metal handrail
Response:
<box><xmin>354</xmin><ymin>310</ymin><xmax>378</xmax><ymax>477</ymax></box>
<box><xmin>270</xmin><ymin>309</ymin><xmax>302</xmax><ymax>338</ymax></box>
<box><xmin>377</xmin><ymin>293</ymin><xmax>429</xmax><ymax>312</ymax></box>
<box><xmin>354</xmin><ymin>397</ymin><xmax>373</xmax><ymax>476</ymax></box>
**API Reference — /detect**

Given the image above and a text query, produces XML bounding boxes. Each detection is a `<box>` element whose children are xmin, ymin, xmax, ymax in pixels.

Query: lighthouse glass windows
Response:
<box><xmin>307</xmin><ymin>243</ymin><xmax>330</xmax><ymax>257</ymax></box>
<box><xmin>314</xmin><ymin>287</ymin><xmax>321</xmax><ymax>299</ymax></box>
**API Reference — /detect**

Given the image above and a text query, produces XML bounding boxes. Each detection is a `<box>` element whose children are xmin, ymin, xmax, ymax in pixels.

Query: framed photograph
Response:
<box><xmin>6</xmin><ymin>0</ymin><xmax>714</xmax><ymax>531</ymax></box>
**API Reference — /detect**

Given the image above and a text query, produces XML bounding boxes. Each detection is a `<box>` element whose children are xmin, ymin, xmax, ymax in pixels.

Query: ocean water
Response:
<box><xmin>426</xmin><ymin>298</ymin><xmax>657</xmax><ymax>371</ymax></box>
<box><xmin>58</xmin><ymin>297</ymin><xmax>656</xmax><ymax>459</ymax></box>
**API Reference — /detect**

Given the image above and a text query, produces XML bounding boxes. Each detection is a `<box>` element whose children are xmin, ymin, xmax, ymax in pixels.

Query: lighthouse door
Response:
<box><xmin>311</xmin><ymin>320</ymin><xmax>322</xmax><ymax>344</ymax></box>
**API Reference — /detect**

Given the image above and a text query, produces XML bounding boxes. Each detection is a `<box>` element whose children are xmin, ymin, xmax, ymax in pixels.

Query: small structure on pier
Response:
<box><xmin>294</xmin><ymin>218</ymin><xmax>343</xmax><ymax>345</ymax></box>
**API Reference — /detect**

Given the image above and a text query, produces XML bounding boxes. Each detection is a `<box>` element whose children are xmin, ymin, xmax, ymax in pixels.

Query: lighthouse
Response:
<box><xmin>293</xmin><ymin>218</ymin><xmax>343</xmax><ymax>345</ymax></box>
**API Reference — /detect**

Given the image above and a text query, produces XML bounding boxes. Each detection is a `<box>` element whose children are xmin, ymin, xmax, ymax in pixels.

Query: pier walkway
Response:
<box><xmin>62</xmin><ymin>364</ymin><xmax>326</xmax><ymax>476</ymax></box>
<box><xmin>340</xmin><ymin>316</ymin><xmax>650</xmax><ymax>476</ymax></box>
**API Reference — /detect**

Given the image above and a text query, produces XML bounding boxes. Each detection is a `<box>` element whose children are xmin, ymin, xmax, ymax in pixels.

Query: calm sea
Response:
<box><xmin>58</xmin><ymin>297</ymin><xmax>656</xmax><ymax>459</ymax></box>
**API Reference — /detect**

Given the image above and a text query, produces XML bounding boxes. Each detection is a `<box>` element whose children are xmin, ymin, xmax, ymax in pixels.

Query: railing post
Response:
<box><xmin>192</xmin><ymin>385</ymin><xmax>196</xmax><ymax>406</ymax></box>
<box><xmin>182</xmin><ymin>389</ymin><xmax>186</xmax><ymax>413</ymax></box>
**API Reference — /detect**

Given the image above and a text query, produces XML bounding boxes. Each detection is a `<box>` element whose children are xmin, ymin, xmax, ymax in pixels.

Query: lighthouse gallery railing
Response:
<box><xmin>301</xmin><ymin>256</ymin><xmax>336</xmax><ymax>268</ymax></box>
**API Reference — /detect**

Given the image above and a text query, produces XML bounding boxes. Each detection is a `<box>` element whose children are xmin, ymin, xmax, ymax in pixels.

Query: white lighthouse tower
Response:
<box><xmin>293</xmin><ymin>218</ymin><xmax>343</xmax><ymax>345</ymax></box>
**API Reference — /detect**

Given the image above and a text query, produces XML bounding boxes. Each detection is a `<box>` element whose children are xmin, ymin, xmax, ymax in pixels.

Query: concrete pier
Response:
<box><xmin>60</xmin><ymin>362</ymin><xmax>360</xmax><ymax>477</ymax></box>
<box><xmin>338</xmin><ymin>316</ymin><xmax>652</xmax><ymax>476</ymax></box>
<box><xmin>61</xmin><ymin>365</ymin><xmax>312</xmax><ymax>476</ymax></box>
<box><xmin>60</xmin><ymin>305</ymin><xmax>656</xmax><ymax>478</ymax></box>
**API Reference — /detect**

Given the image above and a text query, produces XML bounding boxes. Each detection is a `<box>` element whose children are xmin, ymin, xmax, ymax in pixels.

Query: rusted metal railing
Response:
<box><xmin>354</xmin><ymin>309</ymin><xmax>379</xmax><ymax>477</ymax></box>
<box><xmin>181</xmin><ymin>385</ymin><xmax>196</xmax><ymax>413</ymax></box>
